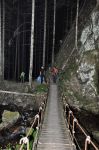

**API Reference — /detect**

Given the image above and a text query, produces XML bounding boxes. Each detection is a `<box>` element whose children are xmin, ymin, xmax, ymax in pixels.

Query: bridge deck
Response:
<box><xmin>37</xmin><ymin>84</ymin><xmax>76</xmax><ymax>150</ymax></box>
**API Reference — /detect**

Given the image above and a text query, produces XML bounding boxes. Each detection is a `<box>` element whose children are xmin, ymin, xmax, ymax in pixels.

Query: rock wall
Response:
<box><xmin>56</xmin><ymin>0</ymin><xmax>97</xmax><ymax>69</ymax></box>
<box><xmin>56</xmin><ymin>0</ymin><xmax>99</xmax><ymax>144</ymax></box>
<box><xmin>0</xmin><ymin>90</ymin><xmax>47</xmax><ymax>111</ymax></box>
<box><xmin>76</xmin><ymin>6</ymin><xmax>99</xmax><ymax>99</ymax></box>
<box><xmin>57</xmin><ymin>0</ymin><xmax>99</xmax><ymax>114</ymax></box>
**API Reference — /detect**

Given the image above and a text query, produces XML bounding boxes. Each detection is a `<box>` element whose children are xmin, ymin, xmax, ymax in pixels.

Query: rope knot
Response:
<box><xmin>36</xmin><ymin>126</ymin><xmax>39</xmax><ymax>130</ymax></box>
<box><xmin>39</xmin><ymin>106</ymin><xmax>43</xmax><ymax>111</ymax></box>
<box><xmin>86</xmin><ymin>136</ymin><xmax>91</xmax><ymax>144</ymax></box>
<box><xmin>41</xmin><ymin>102</ymin><xmax>45</xmax><ymax>106</ymax></box>
<box><xmin>35</xmin><ymin>114</ymin><xmax>39</xmax><ymax>119</ymax></box>
<box><xmin>20</xmin><ymin>137</ymin><xmax>29</xmax><ymax>144</ymax></box>
<box><xmin>73</xmin><ymin>118</ymin><xmax>78</xmax><ymax>123</ymax></box>
<box><xmin>65</xmin><ymin>103</ymin><xmax>69</xmax><ymax>107</ymax></box>
<box><xmin>69</xmin><ymin>110</ymin><xmax>72</xmax><ymax>114</ymax></box>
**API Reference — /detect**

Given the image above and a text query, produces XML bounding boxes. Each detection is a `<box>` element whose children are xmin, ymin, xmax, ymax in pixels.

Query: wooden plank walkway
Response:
<box><xmin>37</xmin><ymin>84</ymin><xmax>76</xmax><ymax>150</ymax></box>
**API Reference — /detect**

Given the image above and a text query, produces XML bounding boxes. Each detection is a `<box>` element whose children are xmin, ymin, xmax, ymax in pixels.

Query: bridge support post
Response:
<box><xmin>68</xmin><ymin>110</ymin><xmax>72</xmax><ymax>128</ymax></box>
<box><xmin>84</xmin><ymin>136</ymin><xmax>91</xmax><ymax>150</ymax></box>
<box><xmin>72</xmin><ymin>118</ymin><xmax>78</xmax><ymax>137</ymax></box>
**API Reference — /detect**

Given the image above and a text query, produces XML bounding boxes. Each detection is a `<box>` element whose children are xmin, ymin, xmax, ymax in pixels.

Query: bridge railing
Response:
<box><xmin>65</xmin><ymin>103</ymin><xmax>99</xmax><ymax>150</ymax></box>
<box><xmin>19</xmin><ymin>98</ymin><xmax>47</xmax><ymax>150</ymax></box>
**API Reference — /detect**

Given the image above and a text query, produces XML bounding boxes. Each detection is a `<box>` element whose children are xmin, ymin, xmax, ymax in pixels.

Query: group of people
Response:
<box><xmin>20</xmin><ymin>65</ymin><xmax>59</xmax><ymax>84</ymax></box>
<box><xmin>37</xmin><ymin>66</ymin><xmax>58</xmax><ymax>84</ymax></box>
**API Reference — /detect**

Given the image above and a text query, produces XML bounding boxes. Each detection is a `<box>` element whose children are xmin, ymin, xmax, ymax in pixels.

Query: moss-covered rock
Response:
<box><xmin>0</xmin><ymin>110</ymin><xmax>20</xmax><ymax>130</ymax></box>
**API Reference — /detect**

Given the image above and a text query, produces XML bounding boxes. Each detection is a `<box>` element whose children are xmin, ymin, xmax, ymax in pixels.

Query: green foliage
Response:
<box><xmin>58</xmin><ymin>63</ymin><xmax>77</xmax><ymax>93</ymax></box>
<box><xmin>34</xmin><ymin>84</ymin><xmax>48</xmax><ymax>93</ymax></box>
<box><xmin>73</xmin><ymin>91</ymin><xmax>86</xmax><ymax>104</ymax></box>
<box><xmin>0</xmin><ymin>143</ymin><xmax>12</xmax><ymax>150</ymax></box>
<box><xmin>6</xmin><ymin>144</ymin><xmax>11</xmax><ymax>150</ymax></box>
<box><xmin>29</xmin><ymin>128</ymin><xmax>38</xmax><ymax>150</ymax></box>
<box><xmin>15</xmin><ymin>144</ymin><xmax>21</xmax><ymax>149</ymax></box>
<box><xmin>0</xmin><ymin>128</ymin><xmax>38</xmax><ymax>150</ymax></box>
<box><xmin>84</xmin><ymin>50</ymin><xmax>98</xmax><ymax>64</ymax></box>
<box><xmin>59</xmin><ymin>63</ymin><xmax>77</xmax><ymax>82</ymax></box>
<box><xmin>94</xmin><ymin>62</ymin><xmax>99</xmax><ymax>94</ymax></box>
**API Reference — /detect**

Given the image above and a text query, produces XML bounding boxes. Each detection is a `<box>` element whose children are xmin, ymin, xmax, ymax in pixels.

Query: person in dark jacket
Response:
<box><xmin>40</xmin><ymin>66</ymin><xmax>45</xmax><ymax>84</ymax></box>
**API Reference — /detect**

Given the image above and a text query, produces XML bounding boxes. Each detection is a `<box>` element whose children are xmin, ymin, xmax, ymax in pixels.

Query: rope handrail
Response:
<box><xmin>65</xmin><ymin>103</ymin><xmax>99</xmax><ymax>150</ymax></box>
<box><xmin>19</xmin><ymin>114</ymin><xmax>40</xmax><ymax>150</ymax></box>
<box><xmin>19</xmin><ymin>100</ymin><xmax>46</xmax><ymax>150</ymax></box>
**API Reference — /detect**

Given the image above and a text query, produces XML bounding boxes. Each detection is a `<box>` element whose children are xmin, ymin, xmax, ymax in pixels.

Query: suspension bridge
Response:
<box><xmin>37</xmin><ymin>83</ymin><xmax>75</xmax><ymax>150</ymax></box>
<box><xmin>19</xmin><ymin>82</ymin><xmax>99</xmax><ymax>150</ymax></box>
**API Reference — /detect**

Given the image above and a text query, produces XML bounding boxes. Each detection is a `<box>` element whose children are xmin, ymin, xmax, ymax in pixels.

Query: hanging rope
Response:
<box><xmin>19</xmin><ymin>114</ymin><xmax>40</xmax><ymax>150</ymax></box>
<box><xmin>19</xmin><ymin>100</ymin><xmax>46</xmax><ymax>150</ymax></box>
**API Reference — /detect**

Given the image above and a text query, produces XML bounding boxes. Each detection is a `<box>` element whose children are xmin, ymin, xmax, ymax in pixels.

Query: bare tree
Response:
<box><xmin>0</xmin><ymin>1</ymin><xmax>1</xmax><ymax>80</ymax></box>
<box><xmin>97</xmin><ymin>0</ymin><xmax>99</xmax><ymax>5</ymax></box>
<box><xmin>75</xmin><ymin>0</ymin><xmax>79</xmax><ymax>51</ymax></box>
<box><xmin>29</xmin><ymin>0</ymin><xmax>35</xmax><ymax>88</ymax></box>
<box><xmin>2</xmin><ymin>0</ymin><xmax>5</xmax><ymax>79</ymax></box>
<box><xmin>42</xmin><ymin>0</ymin><xmax>47</xmax><ymax>67</ymax></box>
<box><xmin>52</xmin><ymin>0</ymin><xmax>56</xmax><ymax>66</ymax></box>
<box><xmin>15</xmin><ymin>1</ymin><xmax>20</xmax><ymax>80</ymax></box>
<box><xmin>22</xmin><ymin>16</ymin><xmax>25</xmax><ymax>72</ymax></box>
<box><xmin>0</xmin><ymin>0</ymin><xmax>4</xmax><ymax>80</ymax></box>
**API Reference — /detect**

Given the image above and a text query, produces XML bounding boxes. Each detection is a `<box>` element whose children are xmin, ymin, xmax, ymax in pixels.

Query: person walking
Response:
<box><xmin>51</xmin><ymin>66</ymin><xmax>58</xmax><ymax>83</ymax></box>
<box><xmin>20</xmin><ymin>72</ymin><xmax>25</xmax><ymax>83</ymax></box>
<box><xmin>40</xmin><ymin>66</ymin><xmax>45</xmax><ymax>84</ymax></box>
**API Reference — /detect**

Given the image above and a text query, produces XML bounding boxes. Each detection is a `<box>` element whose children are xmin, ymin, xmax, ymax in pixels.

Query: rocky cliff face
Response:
<box><xmin>57</xmin><ymin>0</ymin><xmax>99</xmax><ymax>113</ymax></box>
<box><xmin>77</xmin><ymin>7</ymin><xmax>99</xmax><ymax>99</ymax></box>
<box><xmin>56</xmin><ymin>1</ymin><xmax>99</xmax><ymax>143</ymax></box>
<box><xmin>75</xmin><ymin>5</ymin><xmax>99</xmax><ymax>113</ymax></box>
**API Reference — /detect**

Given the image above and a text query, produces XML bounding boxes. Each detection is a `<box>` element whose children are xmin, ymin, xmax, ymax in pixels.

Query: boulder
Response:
<box><xmin>0</xmin><ymin>110</ymin><xmax>20</xmax><ymax>130</ymax></box>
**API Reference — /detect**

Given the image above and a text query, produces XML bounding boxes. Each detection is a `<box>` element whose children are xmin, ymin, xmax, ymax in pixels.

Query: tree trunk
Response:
<box><xmin>15</xmin><ymin>37</ymin><xmax>18</xmax><ymax>80</ymax></box>
<box><xmin>97</xmin><ymin>0</ymin><xmax>99</xmax><ymax>5</ymax></box>
<box><xmin>22</xmin><ymin>16</ymin><xmax>25</xmax><ymax>72</ymax></box>
<box><xmin>0</xmin><ymin>1</ymin><xmax>1</xmax><ymax>79</ymax></box>
<box><xmin>66</xmin><ymin>0</ymin><xmax>69</xmax><ymax>33</ymax></box>
<box><xmin>2</xmin><ymin>0</ymin><xmax>5</xmax><ymax>79</ymax></box>
<box><xmin>15</xmin><ymin>1</ymin><xmax>20</xmax><ymax>80</ymax></box>
<box><xmin>42</xmin><ymin>0</ymin><xmax>47</xmax><ymax>67</ymax></box>
<box><xmin>52</xmin><ymin>0</ymin><xmax>56</xmax><ymax>66</ymax></box>
<box><xmin>75</xmin><ymin>0</ymin><xmax>79</xmax><ymax>51</ymax></box>
<box><xmin>70</xmin><ymin>7</ymin><xmax>73</xmax><ymax>28</ymax></box>
<box><xmin>0</xmin><ymin>0</ymin><xmax>4</xmax><ymax>80</ymax></box>
<box><xmin>29</xmin><ymin>0</ymin><xmax>35</xmax><ymax>88</ymax></box>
